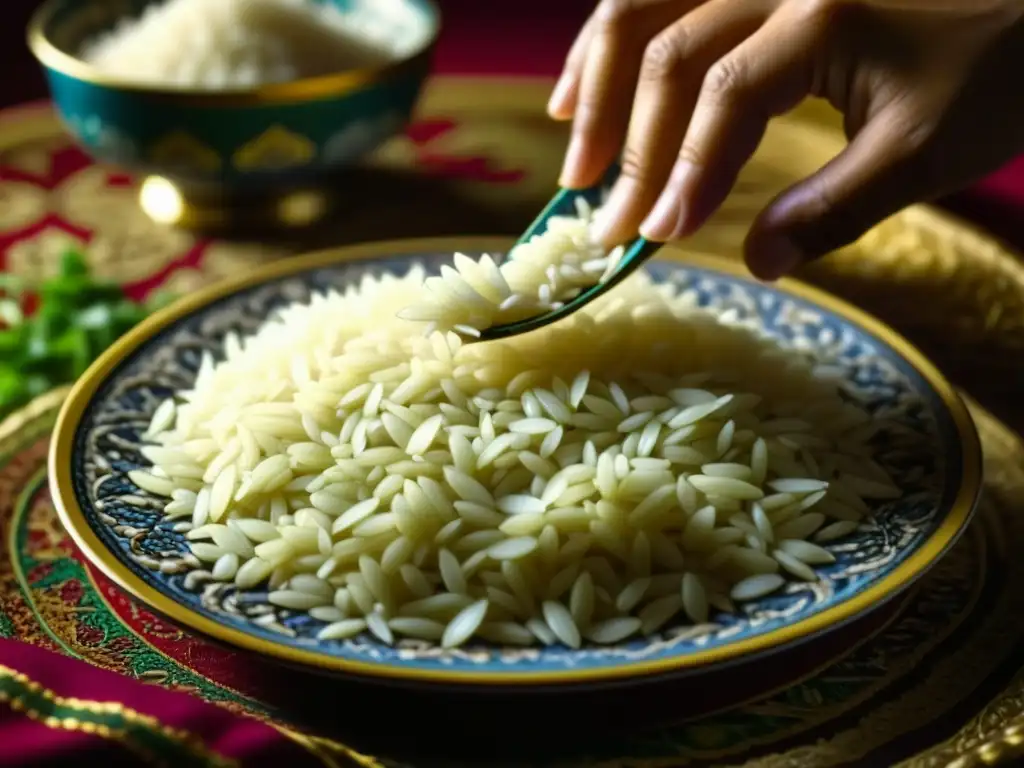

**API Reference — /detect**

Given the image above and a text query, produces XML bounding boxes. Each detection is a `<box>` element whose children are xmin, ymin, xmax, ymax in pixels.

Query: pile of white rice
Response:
<box><xmin>81</xmin><ymin>0</ymin><xmax>427</xmax><ymax>89</ymax></box>
<box><xmin>135</xmin><ymin>210</ymin><xmax>900</xmax><ymax>650</ymax></box>
<box><xmin>398</xmin><ymin>198</ymin><xmax>625</xmax><ymax>338</ymax></box>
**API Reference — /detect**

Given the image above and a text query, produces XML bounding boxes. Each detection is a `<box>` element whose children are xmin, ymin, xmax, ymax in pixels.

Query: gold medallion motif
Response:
<box><xmin>0</xmin><ymin>181</ymin><xmax>49</xmax><ymax>235</ymax></box>
<box><xmin>148</xmin><ymin>131</ymin><xmax>223</xmax><ymax>173</ymax></box>
<box><xmin>0</xmin><ymin>135</ymin><xmax>67</xmax><ymax>177</ymax></box>
<box><xmin>233</xmin><ymin>126</ymin><xmax>317</xmax><ymax>171</ymax></box>
<box><xmin>5</xmin><ymin>228</ymin><xmax>87</xmax><ymax>283</ymax></box>
<box><xmin>51</xmin><ymin>165</ymin><xmax>195</xmax><ymax>284</ymax></box>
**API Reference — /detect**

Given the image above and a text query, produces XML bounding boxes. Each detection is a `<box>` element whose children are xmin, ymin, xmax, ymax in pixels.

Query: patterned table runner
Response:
<box><xmin>4</xmin><ymin>77</ymin><xmax>1024</xmax><ymax>767</ymax></box>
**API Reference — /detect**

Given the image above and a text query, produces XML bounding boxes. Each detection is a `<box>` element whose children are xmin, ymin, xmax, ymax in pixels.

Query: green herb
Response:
<box><xmin>0</xmin><ymin>250</ymin><xmax>175</xmax><ymax>421</ymax></box>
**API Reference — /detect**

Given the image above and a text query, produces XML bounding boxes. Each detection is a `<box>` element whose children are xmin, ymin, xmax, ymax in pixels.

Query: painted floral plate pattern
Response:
<box><xmin>51</xmin><ymin>244</ymin><xmax>980</xmax><ymax>685</ymax></box>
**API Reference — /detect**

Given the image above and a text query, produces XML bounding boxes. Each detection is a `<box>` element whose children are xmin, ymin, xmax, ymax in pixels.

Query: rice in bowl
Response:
<box><xmin>80</xmin><ymin>0</ymin><xmax>430</xmax><ymax>89</ymax></box>
<box><xmin>113</xmin><ymin>208</ymin><xmax>942</xmax><ymax>655</ymax></box>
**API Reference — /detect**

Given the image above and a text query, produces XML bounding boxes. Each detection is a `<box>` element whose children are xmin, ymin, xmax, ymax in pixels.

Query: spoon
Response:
<box><xmin>476</xmin><ymin>163</ymin><xmax>663</xmax><ymax>342</ymax></box>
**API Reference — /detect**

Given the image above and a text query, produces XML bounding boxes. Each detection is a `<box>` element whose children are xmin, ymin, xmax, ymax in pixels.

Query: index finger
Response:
<box><xmin>640</xmin><ymin>1</ymin><xmax>827</xmax><ymax>241</ymax></box>
<box><xmin>548</xmin><ymin>16</ymin><xmax>597</xmax><ymax>120</ymax></box>
<box><xmin>560</xmin><ymin>0</ymin><xmax>703</xmax><ymax>189</ymax></box>
<box><xmin>593</xmin><ymin>0</ymin><xmax>768</xmax><ymax>245</ymax></box>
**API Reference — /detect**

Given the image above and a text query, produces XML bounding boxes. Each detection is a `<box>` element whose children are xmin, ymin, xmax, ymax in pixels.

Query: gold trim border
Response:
<box><xmin>46</xmin><ymin>237</ymin><xmax>983</xmax><ymax>687</ymax></box>
<box><xmin>0</xmin><ymin>663</ymin><xmax>239</xmax><ymax>767</ymax></box>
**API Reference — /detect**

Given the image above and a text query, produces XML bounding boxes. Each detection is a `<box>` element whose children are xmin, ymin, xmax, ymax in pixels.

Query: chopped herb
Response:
<box><xmin>0</xmin><ymin>250</ymin><xmax>175</xmax><ymax>421</ymax></box>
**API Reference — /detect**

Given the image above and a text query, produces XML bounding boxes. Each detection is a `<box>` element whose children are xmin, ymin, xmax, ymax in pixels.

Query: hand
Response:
<box><xmin>549</xmin><ymin>0</ymin><xmax>1024</xmax><ymax>279</ymax></box>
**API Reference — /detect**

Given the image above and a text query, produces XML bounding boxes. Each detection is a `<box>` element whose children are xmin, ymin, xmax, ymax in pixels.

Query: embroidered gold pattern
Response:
<box><xmin>5</xmin><ymin>82</ymin><xmax>1024</xmax><ymax>767</ymax></box>
<box><xmin>276</xmin><ymin>726</ymin><xmax>387</xmax><ymax>768</ymax></box>
<box><xmin>0</xmin><ymin>181</ymin><xmax>49</xmax><ymax>234</ymax></box>
<box><xmin>0</xmin><ymin>663</ymin><xmax>239</xmax><ymax>767</ymax></box>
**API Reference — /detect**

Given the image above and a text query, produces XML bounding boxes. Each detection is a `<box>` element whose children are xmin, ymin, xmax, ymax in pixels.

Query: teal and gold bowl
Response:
<box><xmin>27</xmin><ymin>0</ymin><xmax>439</xmax><ymax>225</ymax></box>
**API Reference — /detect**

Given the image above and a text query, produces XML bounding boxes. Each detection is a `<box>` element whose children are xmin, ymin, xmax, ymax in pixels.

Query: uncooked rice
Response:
<box><xmin>138</xmin><ymin>201</ymin><xmax>903</xmax><ymax>650</ymax></box>
<box><xmin>81</xmin><ymin>0</ymin><xmax>428</xmax><ymax>89</ymax></box>
<box><xmin>396</xmin><ymin>197</ymin><xmax>625</xmax><ymax>337</ymax></box>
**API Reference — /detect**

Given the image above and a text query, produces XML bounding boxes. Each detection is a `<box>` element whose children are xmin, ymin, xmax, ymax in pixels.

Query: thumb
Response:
<box><xmin>744</xmin><ymin>108</ymin><xmax>938</xmax><ymax>280</ymax></box>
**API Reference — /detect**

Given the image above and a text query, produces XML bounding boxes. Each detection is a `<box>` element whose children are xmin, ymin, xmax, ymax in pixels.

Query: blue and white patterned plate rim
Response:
<box><xmin>52</xmin><ymin>241</ymin><xmax>980</xmax><ymax>685</ymax></box>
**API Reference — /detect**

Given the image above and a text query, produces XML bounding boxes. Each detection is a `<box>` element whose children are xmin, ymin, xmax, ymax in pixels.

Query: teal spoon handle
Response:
<box><xmin>478</xmin><ymin>237</ymin><xmax>661</xmax><ymax>341</ymax></box>
<box><xmin>478</xmin><ymin>163</ymin><xmax>663</xmax><ymax>342</ymax></box>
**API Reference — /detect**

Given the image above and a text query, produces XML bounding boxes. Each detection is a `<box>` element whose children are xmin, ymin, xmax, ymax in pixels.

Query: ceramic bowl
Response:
<box><xmin>27</xmin><ymin>0</ymin><xmax>438</xmax><ymax>195</ymax></box>
<box><xmin>49</xmin><ymin>237</ymin><xmax>981</xmax><ymax>690</ymax></box>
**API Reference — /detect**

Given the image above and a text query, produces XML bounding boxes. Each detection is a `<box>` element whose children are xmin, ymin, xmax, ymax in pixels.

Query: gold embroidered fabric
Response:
<box><xmin>3</xmin><ymin>77</ymin><xmax>1024</xmax><ymax>767</ymax></box>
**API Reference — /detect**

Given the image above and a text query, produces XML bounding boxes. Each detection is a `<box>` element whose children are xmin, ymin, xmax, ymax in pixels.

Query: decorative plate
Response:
<box><xmin>49</xmin><ymin>237</ymin><xmax>982</xmax><ymax>688</ymax></box>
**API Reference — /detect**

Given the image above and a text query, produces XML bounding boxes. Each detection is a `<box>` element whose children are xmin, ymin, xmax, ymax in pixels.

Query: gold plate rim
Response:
<box><xmin>48</xmin><ymin>236</ymin><xmax>983</xmax><ymax>686</ymax></box>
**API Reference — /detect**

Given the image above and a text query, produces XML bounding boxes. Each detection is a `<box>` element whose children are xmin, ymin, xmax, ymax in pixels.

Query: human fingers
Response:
<box><xmin>559</xmin><ymin>0</ymin><xmax>704</xmax><ymax>189</ymax></box>
<box><xmin>592</xmin><ymin>0</ymin><xmax>769</xmax><ymax>245</ymax></box>
<box><xmin>548</xmin><ymin>15</ymin><xmax>598</xmax><ymax>120</ymax></box>
<box><xmin>744</xmin><ymin>103</ymin><xmax>939</xmax><ymax>279</ymax></box>
<box><xmin>638</xmin><ymin>0</ymin><xmax>832</xmax><ymax>243</ymax></box>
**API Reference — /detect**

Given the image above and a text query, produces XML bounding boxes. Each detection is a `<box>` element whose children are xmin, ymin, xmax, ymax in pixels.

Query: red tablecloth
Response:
<box><xmin>2</xmin><ymin>1</ymin><xmax>1024</xmax><ymax>765</ymax></box>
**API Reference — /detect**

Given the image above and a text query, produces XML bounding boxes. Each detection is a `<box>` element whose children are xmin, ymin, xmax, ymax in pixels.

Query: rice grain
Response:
<box><xmin>142</xmin><ymin>204</ymin><xmax>902</xmax><ymax>650</ymax></box>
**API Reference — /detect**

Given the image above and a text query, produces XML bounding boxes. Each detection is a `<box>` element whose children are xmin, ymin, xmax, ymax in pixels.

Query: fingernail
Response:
<box><xmin>639</xmin><ymin>162</ymin><xmax>694</xmax><ymax>241</ymax></box>
<box><xmin>590</xmin><ymin>181</ymin><xmax>631</xmax><ymax>244</ymax></box>
<box><xmin>639</xmin><ymin>190</ymin><xmax>683</xmax><ymax>241</ymax></box>
<box><xmin>751</xmin><ymin>235</ymin><xmax>803</xmax><ymax>280</ymax></box>
<box><xmin>559</xmin><ymin>135</ymin><xmax>587</xmax><ymax>188</ymax></box>
<box><xmin>547</xmin><ymin>73</ymin><xmax>575</xmax><ymax>119</ymax></box>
